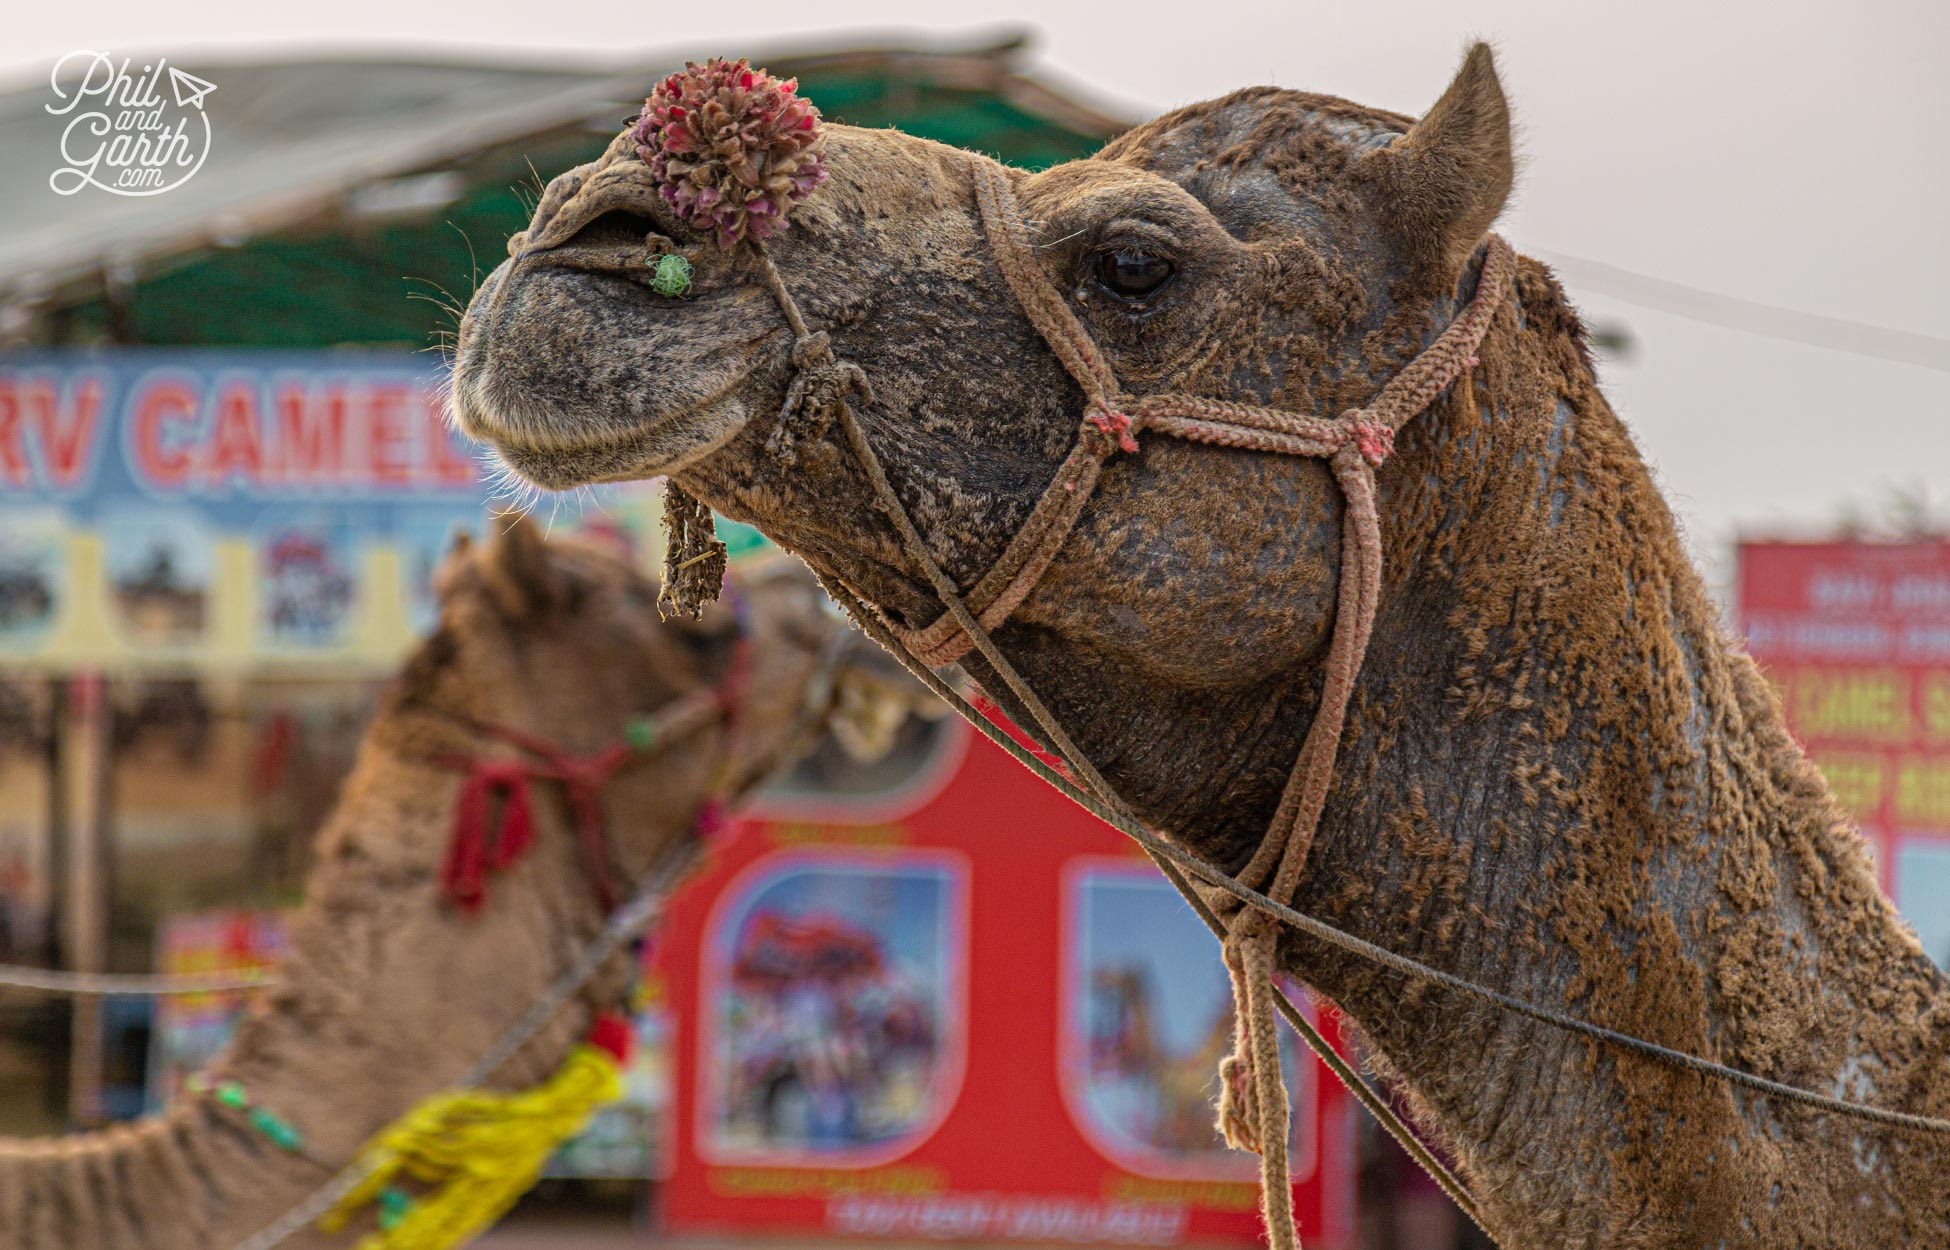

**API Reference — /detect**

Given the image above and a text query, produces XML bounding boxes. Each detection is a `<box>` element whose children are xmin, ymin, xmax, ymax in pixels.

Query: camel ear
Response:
<box><xmin>1366</xmin><ymin>42</ymin><xmax>1514</xmax><ymax>278</ymax></box>
<box><xmin>430</xmin><ymin>527</ymin><xmax>475</xmax><ymax>599</ymax></box>
<box><xmin>480</xmin><ymin>512</ymin><xmax>563</xmax><ymax>620</ymax></box>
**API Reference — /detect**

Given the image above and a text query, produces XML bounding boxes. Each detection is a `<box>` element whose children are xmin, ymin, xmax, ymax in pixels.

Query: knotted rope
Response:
<box><xmin>764</xmin><ymin>325</ymin><xmax>874</xmax><ymax>467</ymax></box>
<box><xmin>661</xmin><ymin>483</ymin><xmax>729</xmax><ymax>620</ymax></box>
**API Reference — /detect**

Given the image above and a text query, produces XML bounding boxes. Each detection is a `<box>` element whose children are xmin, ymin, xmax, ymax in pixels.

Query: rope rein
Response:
<box><xmin>740</xmin><ymin>155</ymin><xmax>1950</xmax><ymax>1248</ymax></box>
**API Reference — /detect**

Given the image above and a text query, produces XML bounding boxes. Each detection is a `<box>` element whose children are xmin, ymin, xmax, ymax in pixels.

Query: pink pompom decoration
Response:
<box><xmin>632</xmin><ymin>58</ymin><xmax>829</xmax><ymax>249</ymax></box>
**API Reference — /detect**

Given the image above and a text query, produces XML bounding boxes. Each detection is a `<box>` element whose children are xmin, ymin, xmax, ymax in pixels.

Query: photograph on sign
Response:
<box><xmin>102</xmin><ymin>505</ymin><xmax>214</xmax><ymax>647</ymax></box>
<box><xmin>1062</xmin><ymin>860</ymin><xmax>1315</xmax><ymax>1182</ymax></box>
<box><xmin>698</xmin><ymin>850</ymin><xmax>968</xmax><ymax>1166</ymax></box>
<box><xmin>255</xmin><ymin>518</ymin><xmax>356</xmax><ymax>647</ymax></box>
<box><xmin>0</xmin><ymin>511</ymin><xmax>64</xmax><ymax>645</ymax></box>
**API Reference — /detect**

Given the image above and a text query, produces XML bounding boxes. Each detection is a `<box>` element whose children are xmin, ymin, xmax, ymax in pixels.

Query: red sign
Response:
<box><xmin>1737</xmin><ymin>540</ymin><xmax>1950</xmax><ymax>967</ymax></box>
<box><xmin>653</xmin><ymin>721</ymin><xmax>1356</xmax><ymax>1246</ymax></box>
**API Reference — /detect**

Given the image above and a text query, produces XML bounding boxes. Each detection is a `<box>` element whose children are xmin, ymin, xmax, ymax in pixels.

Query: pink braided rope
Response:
<box><xmin>899</xmin><ymin>162</ymin><xmax>1516</xmax><ymax>674</ymax></box>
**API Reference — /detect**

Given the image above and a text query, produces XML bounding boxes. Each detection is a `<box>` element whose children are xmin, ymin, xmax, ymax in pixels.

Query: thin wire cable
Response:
<box><xmin>1536</xmin><ymin>248</ymin><xmax>1950</xmax><ymax>373</ymax></box>
<box><xmin>0</xmin><ymin>964</ymin><xmax>274</xmax><ymax>996</ymax></box>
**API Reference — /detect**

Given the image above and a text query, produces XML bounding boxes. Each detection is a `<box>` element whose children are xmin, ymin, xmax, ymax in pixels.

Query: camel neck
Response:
<box><xmin>1285</xmin><ymin>306</ymin><xmax>1950</xmax><ymax>1245</ymax></box>
<box><xmin>969</xmin><ymin>276</ymin><xmax>1947</xmax><ymax>1244</ymax></box>
<box><xmin>0</xmin><ymin>743</ymin><xmax>614</xmax><ymax>1250</ymax></box>
<box><xmin>218</xmin><ymin>744</ymin><xmax>611</xmax><ymax>1152</ymax></box>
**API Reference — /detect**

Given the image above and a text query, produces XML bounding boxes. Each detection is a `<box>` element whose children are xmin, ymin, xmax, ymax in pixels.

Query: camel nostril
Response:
<box><xmin>562</xmin><ymin>210</ymin><xmax>667</xmax><ymax>251</ymax></box>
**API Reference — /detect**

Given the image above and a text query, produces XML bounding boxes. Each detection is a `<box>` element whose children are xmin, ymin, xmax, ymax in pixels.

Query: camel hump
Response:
<box><xmin>1362</xmin><ymin>41</ymin><xmax>1515</xmax><ymax>279</ymax></box>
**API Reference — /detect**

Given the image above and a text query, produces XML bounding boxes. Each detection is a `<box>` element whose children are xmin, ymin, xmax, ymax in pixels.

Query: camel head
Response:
<box><xmin>196</xmin><ymin>514</ymin><xmax>898</xmax><ymax>1178</ymax></box>
<box><xmin>453</xmin><ymin>47</ymin><xmax>1515</xmax><ymax>700</ymax></box>
<box><xmin>175</xmin><ymin>514</ymin><xmax>938</xmax><ymax>1187</ymax></box>
<box><xmin>374</xmin><ymin>512</ymin><xmax>859</xmax><ymax>891</ymax></box>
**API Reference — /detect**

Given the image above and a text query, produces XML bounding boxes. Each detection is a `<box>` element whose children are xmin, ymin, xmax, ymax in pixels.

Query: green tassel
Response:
<box><xmin>624</xmin><ymin>719</ymin><xmax>658</xmax><ymax>752</ymax></box>
<box><xmin>248</xmin><ymin>1106</ymin><xmax>304</xmax><ymax>1152</ymax></box>
<box><xmin>649</xmin><ymin>252</ymin><xmax>693</xmax><ymax>297</ymax></box>
<box><xmin>378</xmin><ymin>1187</ymin><xmax>415</xmax><ymax>1231</ymax></box>
<box><xmin>215</xmin><ymin>1081</ymin><xmax>248</xmax><ymax>1109</ymax></box>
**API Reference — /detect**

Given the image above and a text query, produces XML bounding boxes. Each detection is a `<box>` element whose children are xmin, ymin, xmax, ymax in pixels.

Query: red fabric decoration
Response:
<box><xmin>439</xmin><ymin>759</ymin><xmax>538</xmax><ymax>913</ymax></box>
<box><xmin>426</xmin><ymin>626</ymin><xmax>753</xmax><ymax>918</ymax></box>
<box><xmin>586</xmin><ymin>1011</ymin><xmax>634</xmax><ymax>1065</ymax></box>
<box><xmin>432</xmin><ymin>727</ymin><xmax>632</xmax><ymax>915</ymax></box>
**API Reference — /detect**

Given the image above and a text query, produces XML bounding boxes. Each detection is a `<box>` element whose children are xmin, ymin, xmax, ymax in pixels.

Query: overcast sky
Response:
<box><xmin>6</xmin><ymin>1</ymin><xmax>1946</xmax><ymax>585</ymax></box>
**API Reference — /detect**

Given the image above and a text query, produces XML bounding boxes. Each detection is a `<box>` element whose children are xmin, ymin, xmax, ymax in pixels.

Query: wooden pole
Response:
<box><xmin>60</xmin><ymin>672</ymin><xmax>109</xmax><ymax>1128</ymax></box>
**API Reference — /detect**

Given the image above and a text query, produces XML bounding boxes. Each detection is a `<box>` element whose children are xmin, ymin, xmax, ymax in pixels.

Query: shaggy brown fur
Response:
<box><xmin>453</xmin><ymin>45</ymin><xmax>1950</xmax><ymax>1249</ymax></box>
<box><xmin>0</xmin><ymin>517</ymin><xmax>862</xmax><ymax>1250</ymax></box>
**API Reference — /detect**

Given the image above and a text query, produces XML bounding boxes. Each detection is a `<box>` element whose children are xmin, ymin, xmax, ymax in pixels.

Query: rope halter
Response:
<box><xmin>422</xmin><ymin>601</ymin><xmax>754</xmax><ymax>915</ymax></box>
<box><xmin>424</xmin><ymin>694</ymin><xmax>725</xmax><ymax>914</ymax></box>
<box><xmin>871</xmin><ymin>164</ymin><xmax>1513</xmax><ymax>1249</ymax></box>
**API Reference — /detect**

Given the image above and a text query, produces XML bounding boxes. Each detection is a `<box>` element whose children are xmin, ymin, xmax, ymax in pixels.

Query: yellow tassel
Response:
<box><xmin>318</xmin><ymin>1044</ymin><xmax>623</xmax><ymax>1249</ymax></box>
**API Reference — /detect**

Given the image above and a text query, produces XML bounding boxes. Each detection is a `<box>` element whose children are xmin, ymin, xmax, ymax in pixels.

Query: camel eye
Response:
<box><xmin>1093</xmin><ymin>248</ymin><xmax>1175</xmax><ymax>301</ymax></box>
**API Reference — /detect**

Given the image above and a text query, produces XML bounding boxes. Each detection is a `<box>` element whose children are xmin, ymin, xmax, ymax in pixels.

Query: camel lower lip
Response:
<box><xmin>472</xmin><ymin>394</ymin><xmax>754</xmax><ymax>490</ymax></box>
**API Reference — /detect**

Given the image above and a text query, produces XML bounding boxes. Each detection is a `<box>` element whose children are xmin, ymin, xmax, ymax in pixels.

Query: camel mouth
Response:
<box><xmin>451</xmin><ymin>254</ymin><xmax>775</xmax><ymax>490</ymax></box>
<box><xmin>482</xmin><ymin>399</ymin><xmax>754</xmax><ymax>490</ymax></box>
<box><xmin>452</xmin><ymin>357</ymin><xmax>754</xmax><ymax>491</ymax></box>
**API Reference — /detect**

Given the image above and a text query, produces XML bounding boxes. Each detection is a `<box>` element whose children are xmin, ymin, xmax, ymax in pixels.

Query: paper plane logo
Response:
<box><xmin>167</xmin><ymin>67</ymin><xmax>218</xmax><ymax>111</ymax></box>
<box><xmin>46</xmin><ymin>52</ymin><xmax>216</xmax><ymax>197</ymax></box>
